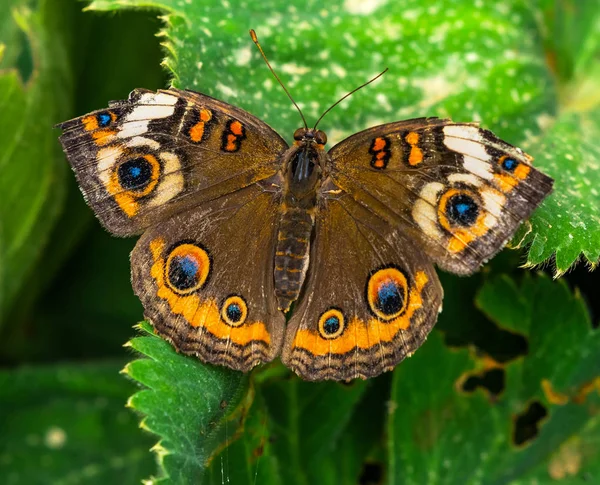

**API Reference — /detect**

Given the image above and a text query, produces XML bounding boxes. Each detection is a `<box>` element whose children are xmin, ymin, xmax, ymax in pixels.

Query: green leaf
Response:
<box><xmin>516</xmin><ymin>2</ymin><xmax>600</xmax><ymax>273</ymax></box>
<box><xmin>84</xmin><ymin>0</ymin><xmax>600</xmax><ymax>272</ymax></box>
<box><xmin>388</xmin><ymin>273</ymin><xmax>600</xmax><ymax>484</ymax></box>
<box><xmin>0</xmin><ymin>361</ymin><xmax>156</xmax><ymax>484</ymax></box>
<box><xmin>517</xmin><ymin>108</ymin><xmax>600</xmax><ymax>274</ymax></box>
<box><xmin>124</xmin><ymin>321</ymin><xmax>249</xmax><ymax>483</ymax></box>
<box><xmin>0</xmin><ymin>0</ymin><xmax>74</xmax><ymax>322</ymax></box>
<box><xmin>204</xmin><ymin>369</ymin><xmax>377</xmax><ymax>485</ymax></box>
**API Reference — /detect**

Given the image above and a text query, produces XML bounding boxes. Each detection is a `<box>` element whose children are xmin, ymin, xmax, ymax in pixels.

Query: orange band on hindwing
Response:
<box><xmin>292</xmin><ymin>270</ymin><xmax>429</xmax><ymax>356</ymax></box>
<box><xmin>148</xmin><ymin>238</ymin><xmax>271</xmax><ymax>347</ymax></box>
<box><xmin>221</xmin><ymin>119</ymin><xmax>247</xmax><ymax>152</ymax></box>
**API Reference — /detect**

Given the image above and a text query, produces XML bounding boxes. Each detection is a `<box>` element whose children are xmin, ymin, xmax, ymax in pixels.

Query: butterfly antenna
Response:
<box><xmin>250</xmin><ymin>29</ymin><xmax>308</xmax><ymax>130</ymax></box>
<box><xmin>313</xmin><ymin>68</ymin><xmax>388</xmax><ymax>130</ymax></box>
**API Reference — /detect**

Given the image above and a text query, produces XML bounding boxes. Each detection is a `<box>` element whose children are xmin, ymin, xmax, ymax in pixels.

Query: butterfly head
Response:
<box><xmin>293</xmin><ymin>128</ymin><xmax>327</xmax><ymax>148</ymax></box>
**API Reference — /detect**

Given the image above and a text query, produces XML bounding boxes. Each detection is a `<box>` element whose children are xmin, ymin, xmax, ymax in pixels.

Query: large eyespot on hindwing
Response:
<box><xmin>318</xmin><ymin>308</ymin><xmax>346</xmax><ymax>339</ymax></box>
<box><xmin>165</xmin><ymin>242</ymin><xmax>211</xmax><ymax>295</ymax></box>
<box><xmin>366</xmin><ymin>267</ymin><xmax>409</xmax><ymax>321</ymax></box>
<box><xmin>220</xmin><ymin>295</ymin><xmax>248</xmax><ymax>327</ymax></box>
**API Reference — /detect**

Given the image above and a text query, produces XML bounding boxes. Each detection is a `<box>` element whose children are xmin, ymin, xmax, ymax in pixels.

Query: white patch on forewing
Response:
<box><xmin>442</xmin><ymin>125</ymin><xmax>483</xmax><ymax>141</ymax></box>
<box><xmin>147</xmin><ymin>152</ymin><xmax>184</xmax><ymax>208</ymax></box>
<box><xmin>413</xmin><ymin>200</ymin><xmax>444</xmax><ymax>241</ymax></box>
<box><xmin>447</xmin><ymin>173</ymin><xmax>482</xmax><ymax>186</ymax></box>
<box><xmin>139</xmin><ymin>92</ymin><xmax>178</xmax><ymax>106</ymax></box>
<box><xmin>126</xmin><ymin>136</ymin><xmax>160</xmax><ymax>150</ymax></box>
<box><xmin>96</xmin><ymin>146</ymin><xmax>123</xmax><ymax>185</ymax></box>
<box><xmin>443</xmin><ymin>136</ymin><xmax>490</xmax><ymax>161</ymax></box>
<box><xmin>118</xmin><ymin>121</ymin><xmax>151</xmax><ymax>138</ymax></box>
<box><xmin>420</xmin><ymin>182</ymin><xmax>445</xmax><ymax>204</ymax></box>
<box><xmin>480</xmin><ymin>188</ymin><xmax>506</xmax><ymax>218</ymax></box>
<box><xmin>412</xmin><ymin>182</ymin><xmax>445</xmax><ymax>241</ymax></box>
<box><xmin>124</xmin><ymin>105</ymin><xmax>176</xmax><ymax>123</ymax></box>
<box><xmin>462</xmin><ymin>155</ymin><xmax>493</xmax><ymax>180</ymax></box>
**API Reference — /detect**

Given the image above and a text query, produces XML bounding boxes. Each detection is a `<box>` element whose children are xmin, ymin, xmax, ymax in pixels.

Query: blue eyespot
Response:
<box><xmin>168</xmin><ymin>255</ymin><xmax>200</xmax><ymax>291</ymax></box>
<box><xmin>376</xmin><ymin>281</ymin><xmax>403</xmax><ymax>316</ymax></box>
<box><xmin>446</xmin><ymin>194</ymin><xmax>479</xmax><ymax>226</ymax></box>
<box><xmin>318</xmin><ymin>308</ymin><xmax>345</xmax><ymax>338</ymax></box>
<box><xmin>165</xmin><ymin>243</ymin><xmax>211</xmax><ymax>295</ymax></box>
<box><xmin>97</xmin><ymin>112</ymin><xmax>112</xmax><ymax>127</ymax></box>
<box><xmin>117</xmin><ymin>157</ymin><xmax>153</xmax><ymax>191</ymax></box>
<box><xmin>501</xmin><ymin>157</ymin><xmax>517</xmax><ymax>172</ymax></box>
<box><xmin>226</xmin><ymin>303</ymin><xmax>243</xmax><ymax>323</ymax></box>
<box><xmin>323</xmin><ymin>315</ymin><xmax>340</xmax><ymax>335</ymax></box>
<box><xmin>221</xmin><ymin>296</ymin><xmax>248</xmax><ymax>326</ymax></box>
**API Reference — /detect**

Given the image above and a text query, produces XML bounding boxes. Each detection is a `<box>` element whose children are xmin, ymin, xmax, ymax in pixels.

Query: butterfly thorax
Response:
<box><xmin>274</xmin><ymin>129</ymin><xmax>328</xmax><ymax>312</ymax></box>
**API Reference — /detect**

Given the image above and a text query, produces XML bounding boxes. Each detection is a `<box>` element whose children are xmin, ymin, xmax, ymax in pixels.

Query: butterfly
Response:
<box><xmin>57</xmin><ymin>31</ymin><xmax>553</xmax><ymax>381</ymax></box>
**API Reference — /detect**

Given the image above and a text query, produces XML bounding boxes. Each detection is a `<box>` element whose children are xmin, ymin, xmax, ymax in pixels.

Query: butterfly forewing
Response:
<box><xmin>326</xmin><ymin>119</ymin><xmax>553</xmax><ymax>274</ymax></box>
<box><xmin>58</xmin><ymin>88</ymin><xmax>288</xmax><ymax>236</ymax></box>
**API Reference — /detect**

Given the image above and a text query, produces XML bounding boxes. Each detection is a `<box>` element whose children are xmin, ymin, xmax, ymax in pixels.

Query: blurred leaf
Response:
<box><xmin>124</xmin><ymin>322</ymin><xmax>249</xmax><ymax>483</ymax></box>
<box><xmin>388</xmin><ymin>273</ymin><xmax>600</xmax><ymax>484</ymax></box>
<box><xmin>0</xmin><ymin>0</ymin><xmax>74</xmax><ymax>323</ymax></box>
<box><xmin>516</xmin><ymin>413</ymin><xmax>600</xmax><ymax>484</ymax></box>
<box><xmin>0</xmin><ymin>361</ymin><xmax>156</xmax><ymax>484</ymax></box>
<box><xmin>0</xmin><ymin>8</ymin><xmax>167</xmax><ymax>364</ymax></box>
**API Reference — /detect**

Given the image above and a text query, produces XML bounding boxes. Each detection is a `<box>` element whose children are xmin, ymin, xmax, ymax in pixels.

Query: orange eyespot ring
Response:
<box><xmin>438</xmin><ymin>188</ymin><xmax>481</xmax><ymax>231</ymax></box>
<box><xmin>318</xmin><ymin>308</ymin><xmax>345</xmax><ymax>339</ymax></box>
<box><xmin>367</xmin><ymin>267</ymin><xmax>409</xmax><ymax>321</ymax></box>
<box><xmin>165</xmin><ymin>243</ymin><xmax>211</xmax><ymax>295</ymax></box>
<box><xmin>116</xmin><ymin>154</ymin><xmax>160</xmax><ymax>196</ymax></box>
<box><xmin>220</xmin><ymin>295</ymin><xmax>248</xmax><ymax>327</ymax></box>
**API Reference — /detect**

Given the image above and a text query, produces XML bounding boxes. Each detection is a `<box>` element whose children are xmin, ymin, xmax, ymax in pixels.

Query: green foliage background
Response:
<box><xmin>0</xmin><ymin>0</ymin><xmax>599</xmax><ymax>484</ymax></box>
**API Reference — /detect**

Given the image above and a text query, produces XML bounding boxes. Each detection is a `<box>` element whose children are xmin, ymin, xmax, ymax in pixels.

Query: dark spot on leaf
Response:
<box><xmin>359</xmin><ymin>462</ymin><xmax>384</xmax><ymax>485</ymax></box>
<box><xmin>461</xmin><ymin>368</ymin><xmax>505</xmax><ymax>398</ymax></box>
<box><xmin>513</xmin><ymin>400</ymin><xmax>548</xmax><ymax>446</ymax></box>
<box><xmin>253</xmin><ymin>444</ymin><xmax>264</xmax><ymax>457</ymax></box>
<box><xmin>220</xmin><ymin>400</ymin><xmax>227</xmax><ymax>409</ymax></box>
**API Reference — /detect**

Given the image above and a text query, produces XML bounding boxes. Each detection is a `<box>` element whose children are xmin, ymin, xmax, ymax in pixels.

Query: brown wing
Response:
<box><xmin>130</xmin><ymin>182</ymin><xmax>285</xmax><ymax>372</ymax></box>
<box><xmin>281</xmin><ymin>189</ymin><xmax>443</xmax><ymax>381</ymax></box>
<box><xmin>58</xmin><ymin>88</ymin><xmax>288</xmax><ymax>236</ymax></box>
<box><xmin>327</xmin><ymin>118</ymin><xmax>553</xmax><ymax>274</ymax></box>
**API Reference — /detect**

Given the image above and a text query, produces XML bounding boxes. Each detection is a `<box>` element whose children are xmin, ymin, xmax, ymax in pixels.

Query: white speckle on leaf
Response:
<box><xmin>344</xmin><ymin>0</ymin><xmax>386</xmax><ymax>15</ymax></box>
<box><xmin>331</xmin><ymin>64</ymin><xmax>347</xmax><ymax>78</ymax></box>
<box><xmin>280</xmin><ymin>63</ymin><xmax>310</xmax><ymax>75</ymax></box>
<box><xmin>216</xmin><ymin>82</ymin><xmax>236</xmax><ymax>98</ymax></box>
<box><xmin>233</xmin><ymin>46</ymin><xmax>252</xmax><ymax>66</ymax></box>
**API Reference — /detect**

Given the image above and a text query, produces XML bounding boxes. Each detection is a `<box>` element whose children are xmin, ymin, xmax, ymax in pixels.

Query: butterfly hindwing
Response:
<box><xmin>281</xmin><ymin>189</ymin><xmax>443</xmax><ymax>381</ymax></box>
<box><xmin>327</xmin><ymin>118</ymin><xmax>554</xmax><ymax>274</ymax></box>
<box><xmin>58</xmin><ymin>88</ymin><xmax>288</xmax><ymax>236</ymax></box>
<box><xmin>130</xmin><ymin>182</ymin><xmax>285</xmax><ymax>371</ymax></box>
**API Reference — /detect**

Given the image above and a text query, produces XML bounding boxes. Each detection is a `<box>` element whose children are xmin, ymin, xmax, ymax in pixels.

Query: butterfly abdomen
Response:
<box><xmin>274</xmin><ymin>206</ymin><xmax>315</xmax><ymax>312</ymax></box>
